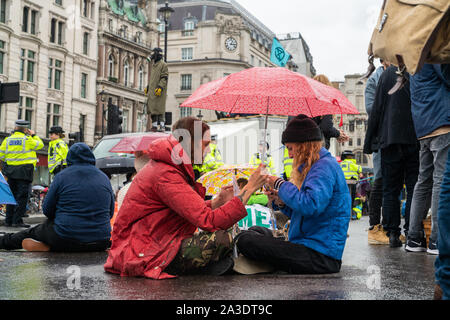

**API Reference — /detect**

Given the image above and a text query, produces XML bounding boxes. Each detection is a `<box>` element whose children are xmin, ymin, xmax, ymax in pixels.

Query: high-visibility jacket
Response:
<box><xmin>340</xmin><ymin>159</ymin><xmax>362</xmax><ymax>180</ymax></box>
<box><xmin>0</xmin><ymin>131</ymin><xmax>44</xmax><ymax>168</ymax></box>
<box><xmin>48</xmin><ymin>138</ymin><xmax>68</xmax><ymax>174</ymax></box>
<box><xmin>283</xmin><ymin>147</ymin><xmax>293</xmax><ymax>179</ymax></box>
<box><xmin>250</xmin><ymin>153</ymin><xmax>276</xmax><ymax>174</ymax></box>
<box><xmin>194</xmin><ymin>144</ymin><xmax>224</xmax><ymax>174</ymax></box>
<box><xmin>352</xmin><ymin>197</ymin><xmax>363</xmax><ymax>219</ymax></box>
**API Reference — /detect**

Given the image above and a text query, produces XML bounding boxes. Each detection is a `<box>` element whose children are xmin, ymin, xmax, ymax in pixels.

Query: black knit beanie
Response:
<box><xmin>281</xmin><ymin>114</ymin><xmax>322</xmax><ymax>144</ymax></box>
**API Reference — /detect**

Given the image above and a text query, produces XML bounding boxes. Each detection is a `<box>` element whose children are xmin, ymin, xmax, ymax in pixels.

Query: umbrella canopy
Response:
<box><xmin>197</xmin><ymin>165</ymin><xmax>257</xmax><ymax>196</ymax></box>
<box><xmin>109</xmin><ymin>133</ymin><xmax>170</xmax><ymax>154</ymax></box>
<box><xmin>181</xmin><ymin>67</ymin><xmax>359</xmax><ymax>117</ymax></box>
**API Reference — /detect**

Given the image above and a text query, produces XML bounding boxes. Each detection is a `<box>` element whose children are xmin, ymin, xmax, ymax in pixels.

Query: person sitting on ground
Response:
<box><xmin>0</xmin><ymin>143</ymin><xmax>115</xmax><ymax>252</ymax></box>
<box><xmin>237</xmin><ymin>178</ymin><xmax>268</xmax><ymax>206</ymax></box>
<box><xmin>235</xmin><ymin>115</ymin><xmax>351</xmax><ymax>274</ymax></box>
<box><xmin>104</xmin><ymin>116</ymin><xmax>267</xmax><ymax>279</ymax></box>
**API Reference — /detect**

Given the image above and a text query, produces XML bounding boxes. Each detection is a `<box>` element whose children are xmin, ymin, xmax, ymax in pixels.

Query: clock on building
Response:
<box><xmin>225</xmin><ymin>37</ymin><xmax>238</xmax><ymax>51</ymax></box>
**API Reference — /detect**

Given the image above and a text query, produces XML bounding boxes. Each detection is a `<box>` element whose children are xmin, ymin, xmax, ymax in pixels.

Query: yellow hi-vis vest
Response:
<box><xmin>194</xmin><ymin>143</ymin><xmax>224</xmax><ymax>174</ymax></box>
<box><xmin>0</xmin><ymin>131</ymin><xmax>44</xmax><ymax>168</ymax></box>
<box><xmin>48</xmin><ymin>138</ymin><xmax>69</xmax><ymax>173</ymax></box>
<box><xmin>340</xmin><ymin>159</ymin><xmax>362</xmax><ymax>180</ymax></box>
<box><xmin>249</xmin><ymin>153</ymin><xmax>276</xmax><ymax>174</ymax></box>
<box><xmin>283</xmin><ymin>147</ymin><xmax>293</xmax><ymax>179</ymax></box>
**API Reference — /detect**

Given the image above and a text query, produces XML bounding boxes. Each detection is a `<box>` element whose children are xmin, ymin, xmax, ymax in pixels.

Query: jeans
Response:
<box><xmin>408</xmin><ymin>133</ymin><xmax>450</xmax><ymax>242</ymax></box>
<box><xmin>5</xmin><ymin>179</ymin><xmax>31</xmax><ymax>225</ymax></box>
<box><xmin>381</xmin><ymin>144</ymin><xmax>420</xmax><ymax>235</ymax></box>
<box><xmin>435</xmin><ymin>148</ymin><xmax>450</xmax><ymax>300</ymax></box>
<box><xmin>373</xmin><ymin>151</ymin><xmax>382</xmax><ymax>180</ymax></box>
<box><xmin>236</xmin><ymin>228</ymin><xmax>341</xmax><ymax>274</ymax></box>
<box><xmin>0</xmin><ymin>219</ymin><xmax>111</xmax><ymax>252</ymax></box>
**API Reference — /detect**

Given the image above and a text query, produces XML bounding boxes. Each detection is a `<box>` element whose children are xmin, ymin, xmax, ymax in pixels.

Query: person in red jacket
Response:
<box><xmin>104</xmin><ymin>116</ymin><xmax>266</xmax><ymax>279</ymax></box>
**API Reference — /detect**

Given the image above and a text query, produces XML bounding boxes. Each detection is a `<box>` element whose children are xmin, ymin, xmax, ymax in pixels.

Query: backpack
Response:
<box><xmin>362</xmin><ymin>0</ymin><xmax>450</xmax><ymax>93</ymax></box>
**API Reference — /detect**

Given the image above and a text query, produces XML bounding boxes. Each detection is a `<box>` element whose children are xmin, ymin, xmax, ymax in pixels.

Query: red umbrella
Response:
<box><xmin>181</xmin><ymin>67</ymin><xmax>359</xmax><ymax>118</ymax></box>
<box><xmin>108</xmin><ymin>133</ymin><xmax>170</xmax><ymax>154</ymax></box>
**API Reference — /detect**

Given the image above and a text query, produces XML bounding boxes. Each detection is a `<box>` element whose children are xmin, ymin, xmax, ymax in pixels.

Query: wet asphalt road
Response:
<box><xmin>0</xmin><ymin>215</ymin><xmax>437</xmax><ymax>300</ymax></box>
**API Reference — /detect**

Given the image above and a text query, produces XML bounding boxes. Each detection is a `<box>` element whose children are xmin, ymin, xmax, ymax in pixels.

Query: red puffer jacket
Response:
<box><xmin>104</xmin><ymin>136</ymin><xmax>247</xmax><ymax>279</ymax></box>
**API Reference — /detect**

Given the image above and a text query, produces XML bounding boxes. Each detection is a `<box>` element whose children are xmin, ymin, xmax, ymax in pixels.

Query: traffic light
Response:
<box><xmin>107</xmin><ymin>99</ymin><xmax>123</xmax><ymax>135</ymax></box>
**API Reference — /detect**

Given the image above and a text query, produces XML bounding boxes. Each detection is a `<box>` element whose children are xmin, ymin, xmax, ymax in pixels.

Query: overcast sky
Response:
<box><xmin>237</xmin><ymin>0</ymin><xmax>383</xmax><ymax>81</ymax></box>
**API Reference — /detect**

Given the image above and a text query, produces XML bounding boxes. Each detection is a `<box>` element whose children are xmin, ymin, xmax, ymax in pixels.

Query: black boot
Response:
<box><xmin>389</xmin><ymin>232</ymin><xmax>402</xmax><ymax>248</ymax></box>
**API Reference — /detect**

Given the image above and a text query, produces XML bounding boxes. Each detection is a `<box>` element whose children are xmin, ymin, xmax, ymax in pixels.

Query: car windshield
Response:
<box><xmin>92</xmin><ymin>138</ymin><xmax>134</xmax><ymax>159</ymax></box>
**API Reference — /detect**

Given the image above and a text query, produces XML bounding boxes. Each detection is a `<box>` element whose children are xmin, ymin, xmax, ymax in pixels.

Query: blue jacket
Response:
<box><xmin>365</xmin><ymin>66</ymin><xmax>385</xmax><ymax>115</ymax></box>
<box><xmin>273</xmin><ymin>148</ymin><xmax>350</xmax><ymax>260</ymax></box>
<box><xmin>43</xmin><ymin>143</ymin><xmax>115</xmax><ymax>243</ymax></box>
<box><xmin>410</xmin><ymin>64</ymin><xmax>450</xmax><ymax>139</ymax></box>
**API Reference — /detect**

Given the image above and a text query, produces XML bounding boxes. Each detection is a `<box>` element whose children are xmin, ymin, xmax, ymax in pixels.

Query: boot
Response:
<box><xmin>389</xmin><ymin>232</ymin><xmax>402</xmax><ymax>248</ymax></box>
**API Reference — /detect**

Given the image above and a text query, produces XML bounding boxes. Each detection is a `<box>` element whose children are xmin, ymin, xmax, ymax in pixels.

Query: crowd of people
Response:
<box><xmin>0</xmin><ymin>64</ymin><xmax>448</xmax><ymax>300</ymax></box>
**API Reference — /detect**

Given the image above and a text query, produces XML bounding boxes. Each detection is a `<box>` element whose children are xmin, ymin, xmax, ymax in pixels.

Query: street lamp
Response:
<box><xmin>159</xmin><ymin>1</ymin><xmax>174</xmax><ymax>63</ymax></box>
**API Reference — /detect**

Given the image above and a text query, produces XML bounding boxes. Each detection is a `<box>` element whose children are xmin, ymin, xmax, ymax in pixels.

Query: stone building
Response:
<box><xmin>0</xmin><ymin>0</ymin><xmax>100</xmax><ymax>184</ymax></box>
<box><xmin>95</xmin><ymin>0</ymin><xmax>159</xmax><ymax>140</ymax></box>
<box><xmin>278</xmin><ymin>32</ymin><xmax>316</xmax><ymax>77</ymax></box>
<box><xmin>332</xmin><ymin>74</ymin><xmax>372</xmax><ymax>167</ymax></box>
<box><xmin>157</xmin><ymin>0</ymin><xmax>280</xmax><ymax>124</ymax></box>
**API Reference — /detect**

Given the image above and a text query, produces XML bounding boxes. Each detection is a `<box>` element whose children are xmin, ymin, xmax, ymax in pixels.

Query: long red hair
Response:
<box><xmin>290</xmin><ymin>141</ymin><xmax>322</xmax><ymax>190</ymax></box>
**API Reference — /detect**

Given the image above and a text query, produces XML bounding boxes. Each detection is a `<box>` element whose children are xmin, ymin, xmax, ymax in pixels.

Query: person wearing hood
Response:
<box><xmin>104</xmin><ymin>117</ymin><xmax>267</xmax><ymax>279</ymax></box>
<box><xmin>0</xmin><ymin>143</ymin><xmax>115</xmax><ymax>252</ymax></box>
<box><xmin>234</xmin><ymin>115</ymin><xmax>351</xmax><ymax>274</ymax></box>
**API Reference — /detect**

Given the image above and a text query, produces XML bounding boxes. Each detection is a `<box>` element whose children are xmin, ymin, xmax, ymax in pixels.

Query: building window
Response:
<box><xmin>136</xmin><ymin>111</ymin><xmax>145</xmax><ymax>132</ymax></box>
<box><xmin>82</xmin><ymin>0</ymin><xmax>89</xmax><ymax>18</ymax></box>
<box><xmin>123</xmin><ymin>60</ymin><xmax>129</xmax><ymax>86</ymax></box>
<box><xmin>20</xmin><ymin>49</ymin><xmax>36</xmax><ymax>82</ymax></box>
<box><xmin>181</xmin><ymin>47</ymin><xmax>193</xmax><ymax>61</ymax></box>
<box><xmin>50</xmin><ymin>19</ymin><xmax>64</xmax><ymax>45</ymax></box>
<box><xmin>79</xmin><ymin>114</ymin><xmax>86</xmax><ymax>142</ymax></box>
<box><xmin>181</xmin><ymin>74</ymin><xmax>192</xmax><ymax>91</ymax></box>
<box><xmin>183</xmin><ymin>20</ymin><xmax>195</xmax><ymax>36</ymax></box>
<box><xmin>55</xmin><ymin>0</ymin><xmax>63</xmax><ymax>6</ymax></box>
<box><xmin>0</xmin><ymin>40</ymin><xmax>5</xmax><ymax>74</ymax></box>
<box><xmin>180</xmin><ymin>106</ymin><xmax>192</xmax><ymax>118</ymax></box>
<box><xmin>138</xmin><ymin>65</ymin><xmax>144</xmax><ymax>91</ymax></box>
<box><xmin>46</xmin><ymin>103</ymin><xmax>62</xmax><ymax>137</ymax></box>
<box><xmin>108</xmin><ymin>54</ymin><xmax>115</xmax><ymax>79</ymax></box>
<box><xmin>18</xmin><ymin>96</ymin><xmax>34</xmax><ymax>123</ymax></box>
<box><xmin>357</xmin><ymin>138</ymin><xmax>361</xmax><ymax>146</ymax></box>
<box><xmin>22</xmin><ymin>6</ymin><xmax>38</xmax><ymax>35</ymax></box>
<box><xmin>250</xmin><ymin>55</ymin><xmax>254</xmax><ymax>66</ymax></box>
<box><xmin>81</xmin><ymin>73</ymin><xmax>87</xmax><ymax>98</ymax></box>
<box><xmin>83</xmin><ymin>32</ymin><xmax>89</xmax><ymax>55</ymax></box>
<box><xmin>349</xmin><ymin>120</ymin><xmax>355</xmax><ymax>132</ymax></box>
<box><xmin>108</xmin><ymin>18</ymin><xmax>113</xmax><ymax>31</ymax></box>
<box><xmin>122</xmin><ymin>109</ymin><xmax>129</xmax><ymax>133</ymax></box>
<box><xmin>48</xmin><ymin>58</ymin><xmax>63</xmax><ymax>90</ymax></box>
<box><xmin>0</xmin><ymin>0</ymin><xmax>7</xmax><ymax>23</ymax></box>
<box><xmin>348</xmin><ymin>138</ymin><xmax>353</xmax><ymax>147</ymax></box>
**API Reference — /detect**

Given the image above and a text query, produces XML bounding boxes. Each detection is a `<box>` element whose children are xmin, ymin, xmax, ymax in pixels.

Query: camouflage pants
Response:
<box><xmin>165</xmin><ymin>229</ymin><xmax>233</xmax><ymax>276</ymax></box>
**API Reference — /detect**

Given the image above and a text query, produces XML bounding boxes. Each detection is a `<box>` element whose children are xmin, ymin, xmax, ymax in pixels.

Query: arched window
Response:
<box><xmin>124</xmin><ymin>60</ymin><xmax>129</xmax><ymax>86</ymax></box>
<box><xmin>108</xmin><ymin>54</ymin><xmax>115</xmax><ymax>78</ymax></box>
<box><xmin>138</xmin><ymin>65</ymin><xmax>144</xmax><ymax>91</ymax></box>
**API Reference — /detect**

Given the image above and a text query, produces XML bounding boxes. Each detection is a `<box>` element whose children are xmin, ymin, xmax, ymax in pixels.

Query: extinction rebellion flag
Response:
<box><xmin>270</xmin><ymin>38</ymin><xmax>291</xmax><ymax>67</ymax></box>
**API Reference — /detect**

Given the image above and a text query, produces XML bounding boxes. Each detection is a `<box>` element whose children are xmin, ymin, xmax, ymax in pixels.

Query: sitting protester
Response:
<box><xmin>0</xmin><ymin>143</ymin><xmax>115</xmax><ymax>252</ymax></box>
<box><xmin>104</xmin><ymin>116</ymin><xmax>267</xmax><ymax>279</ymax></box>
<box><xmin>235</xmin><ymin>115</ymin><xmax>351</xmax><ymax>274</ymax></box>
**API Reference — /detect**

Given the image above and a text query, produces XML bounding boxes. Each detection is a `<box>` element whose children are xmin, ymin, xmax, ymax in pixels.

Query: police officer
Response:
<box><xmin>48</xmin><ymin>126</ymin><xmax>68</xmax><ymax>177</ymax></box>
<box><xmin>250</xmin><ymin>142</ymin><xmax>275</xmax><ymax>175</ymax></box>
<box><xmin>340</xmin><ymin>150</ymin><xmax>362</xmax><ymax>210</ymax></box>
<box><xmin>282</xmin><ymin>147</ymin><xmax>293</xmax><ymax>180</ymax></box>
<box><xmin>0</xmin><ymin>120</ymin><xmax>43</xmax><ymax>228</ymax></box>
<box><xmin>193</xmin><ymin>135</ymin><xmax>224</xmax><ymax>177</ymax></box>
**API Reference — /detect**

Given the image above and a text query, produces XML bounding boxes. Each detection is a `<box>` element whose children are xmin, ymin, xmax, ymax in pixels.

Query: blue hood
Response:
<box><xmin>66</xmin><ymin>143</ymin><xmax>96</xmax><ymax>166</ymax></box>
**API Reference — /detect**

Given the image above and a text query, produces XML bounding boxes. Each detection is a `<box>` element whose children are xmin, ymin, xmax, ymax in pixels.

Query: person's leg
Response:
<box><xmin>0</xmin><ymin>220</ymin><xmax>54</xmax><ymax>250</ymax></box>
<box><xmin>369</xmin><ymin>177</ymin><xmax>383</xmax><ymax>227</ymax></box>
<box><xmin>381</xmin><ymin>145</ymin><xmax>404</xmax><ymax>239</ymax></box>
<box><xmin>11</xmin><ymin>180</ymin><xmax>30</xmax><ymax>225</ymax></box>
<box><xmin>164</xmin><ymin>230</ymin><xmax>234</xmax><ymax>276</ymax></box>
<box><xmin>403</xmin><ymin>143</ymin><xmax>420</xmax><ymax>237</ymax></box>
<box><xmin>435</xmin><ymin>148</ymin><xmax>450</xmax><ymax>299</ymax></box>
<box><xmin>236</xmin><ymin>230</ymin><xmax>341</xmax><ymax>274</ymax></box>
<box><xmin>429</xmin><ymin>133</ymin><xmax>450</xmax><ymax>251</ymax></box>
